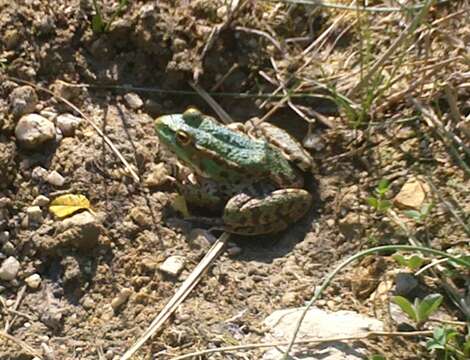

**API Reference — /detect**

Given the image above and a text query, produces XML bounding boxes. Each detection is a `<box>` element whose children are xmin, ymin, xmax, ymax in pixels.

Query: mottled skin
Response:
<box><xmin>155</xmin><ymin>108</ymin><xmax>313</xmax><ymax>235</ymax></box>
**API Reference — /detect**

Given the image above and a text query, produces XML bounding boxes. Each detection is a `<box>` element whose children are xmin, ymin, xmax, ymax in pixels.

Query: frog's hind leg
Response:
<box><xmin>222</xmin><ymin>189</ymin><xmax>312</xmax><ymax>235</ymax></box>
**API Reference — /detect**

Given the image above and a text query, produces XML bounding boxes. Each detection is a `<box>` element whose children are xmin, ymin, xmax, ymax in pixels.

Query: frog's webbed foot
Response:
<box><xmin>222</xmin><ymin>189</ymin><xmax>312</xmax><ymax>235</ymax></box>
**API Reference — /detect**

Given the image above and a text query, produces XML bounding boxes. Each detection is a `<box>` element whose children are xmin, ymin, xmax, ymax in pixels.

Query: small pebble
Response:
<box><xmin>2</xmin><ymin>241</ymin><xmax>15</xmax><ymax>256</ymax></box>
<box><xmin>25</xmin><ymin>273</ymin><xmax>41</xmax><ymax>289</ymax></box>
<box><xmin>56</xmin><ymin>113</ymin><xmax>82</xmax><ymax>136</ymax></box>
<box><xmin>31</xmin><ymin>166</ymin><xmax>48</xmax><ymax>181</ymax></box>
<box><xmin>144</xmin><ymin>163</ymin><xmax>170</xmax><ymax>188</ymax></box>
<box><xmin>82</xmin><ymin>296</ymin><xmax>96</xmax><ymax>310</ymax></box>
<box><xmin>281</xmin><ymin>292</ymin><xmax>297</xmax><ymax>306</ymax></box>
<box><xmin>0</xmin><ymin>256</ymin><xmax>20</xmax><ymax>281</ymax></box>
<box><xmin>15</xmin><ymin>113</ymin><xmax>56</xmax><ymax>149</ymax></box>
<box><xmin>159</xmin><ymin>255</ymin><xmax>185</xmax><ymax>277</ymax></box>
<box><xmin>111</xmin><ymin>287</ymin><xmax>133</xmax><ymax>311</ymax></box>
<box><xmin>26</xmin><ymin>206</ymin><xmax>43</xmax><ymax>224</ymax></box>
<box><xmin>188</xmin><ymin>228</ymin><xmax>217</xmax><ymax>249</ymax></box>
<box><xmin>124</xmin><ymin>92</ymin><xmax>143</xmax><ymax>110</ymax></box>
<box><xmin>9</xmin><ymin>85</ymin><xmax>38</xmax><ymax>118</ymax></box>
<box><xmin>39</xmin><ymin>107</ymin><xmax>58</xmax><ymax>120</ymax></box>
<box><xmin>32</xmin><ymin>195</ymin><xmax>50</xmax><ymax>207</ymax></box>
<box><xmin>47</xmin><ymin>171</ymin><xmax>65</xmax><ymax>187</ymax></box>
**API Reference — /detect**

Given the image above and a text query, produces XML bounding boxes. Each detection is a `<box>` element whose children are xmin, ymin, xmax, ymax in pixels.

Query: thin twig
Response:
<box><xmin>170</xmin><ymin>329</ymin><xmax>433</xmax><ymax>359</ymax></box>
<box><xmin>120</xmin><ymin>233</ymin><xmax>230</xmax><ymax>360</ymax></box>
<box><xmin>0</xmin><ymin>330</ymin><xmax>43</xmax><ymax>359</ymax></box>
<box><xmin>235</xmin><ymin>26</ymin><xmax>284</xmax><ymax>53</ymax></box>
<box><xmin>210</xmin><ymin>63</ymin><xmax>240</xmax><ymax>92</ymax></box>
<box><xmin>259</xmin><ymin>13</ymin><xmax>347</xmax><ymax>109</ymax></box>
<box><xmin>425</xmin><ymin>176</ymin><xmax>470</xmax><ymax>236</ymax></box>
<box><xmin>5</xmin><ymin>76</ymin><xmax>140</xmax><ymax>183</ymax></box>
<box><xmin>4</xmin><ymin>285</ymin><xmax>26</xmax><ymax>333</ymax></box>
<box><xmin>282</xmin><ymin>245</ymin><xmax>469</xmax><ymax>359</ymax></box>
<box><xmin>189</xmin><ymin>82</ymin><xmax>233</xmax><ymax>124</ymax></box>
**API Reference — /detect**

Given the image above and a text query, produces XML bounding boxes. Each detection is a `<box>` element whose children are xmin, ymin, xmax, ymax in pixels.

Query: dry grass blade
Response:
<box><xmin>348</xmin><ymin>0</ymin><xmax>438</xmax><ymax>98</ymax></box>
<box><xmin>120</xmin><ymin>233</ymin><xmax>230</xmax><ymax>360</ymax></box>
<box><xmin>5</xmin><ymin>76</ymin><xmax>140</xmax><ymax>183</ymax></box>
<box><xmin>426</xmin><ymin>176</ymin><xmax>470</xmax><ymax>236</ymax></box>
<box><xmin>259</xmin><ymin>12</ymin><xmax>347</xmax><ymax>109</ymax></box>
<box><xmin>235</xmin><ymin>26</ymin><xmax>284</xmax><ymax>54</ymax></box>
<box><xmin>189</xmin><ymin>82</ymin><xmax>233</xmax><ymax>124</ymax></box>
<box><xmin>411</xmin><ymin>97</ymin><xmax>470</xmax><ymax>175</ymax></box>
<box><xmin>271</xmin><ymin>0</ymin><xmax>450</xmax><ymax>12</ymax></box>
<box><xmin>169</xmin><ymin>330</ymin><xmax>433</xmax><ymax>359</ymax></box>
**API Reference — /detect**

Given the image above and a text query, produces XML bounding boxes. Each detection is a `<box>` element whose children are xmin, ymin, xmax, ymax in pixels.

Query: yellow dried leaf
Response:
<box><xmin>171</xmin><ymin>195</ymin><xmax>190</xmax><ymax>218</ymax></box>
<box><xmin>49</xmin><ymin>194</ymin><xmax>91</xmax><ymax>218</ymax></box>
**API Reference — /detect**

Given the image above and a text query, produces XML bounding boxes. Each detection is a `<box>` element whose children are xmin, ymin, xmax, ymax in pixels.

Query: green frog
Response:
<box><xmin>155</xmin><ymin>108</ymin><xmax>313</xmax><ymax>235</ymax></box>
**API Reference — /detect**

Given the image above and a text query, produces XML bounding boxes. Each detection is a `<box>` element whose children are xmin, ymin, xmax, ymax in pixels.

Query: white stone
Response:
<box><xmin>15</xmin><ymin>114</ymin><xmax>56</xmax><ymax>149</ymax></box>
<box><xmin>0</xmin><ymin>256</ymin><xmax>20</xmax><ymax>281</ymax></box>
<box><xmin>124</xmin><ymin>92</ymin><xmax>144</xmax><ymax>109</ymax></box>
<box><xmin>262</xmin><ymin>307</ymin><xmax>384</xmax><ymax>360</ymax></box>
<box><xmin>25</xmin><ymin>273</ymin><xmax>41</xmax><ymax>289</ymax></box>
<box><xmin>26</xmin><ymin>206</ymin><xmax>43</xmax><ymax>223</ymax></box>
<box><xmin>159</xmin><ymin>255</ymin><xmax>185</xmax><ymax>277</ymax></box>
<box><xmin>32</xmin><ymin>195</ymin><xmax>50</xmax><ymax>207</ymax></box>
<box><xmin>56</xmin><ymin>113</ymin><xmax>82</xmax><ymax>136</ymax></box>
<box><xmin>47</xmin><ymin>171</ymin><xmax>65</xmax><ymax>187</ymax></box>
<box><xmin>31</xmin><ymin>166</ymin><xmax>48</xmax><ymax>181</ymax></box>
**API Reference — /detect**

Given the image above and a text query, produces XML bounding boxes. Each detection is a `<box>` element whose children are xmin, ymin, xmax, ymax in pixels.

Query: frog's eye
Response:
<box><xmin>176</xmin><ymin>130</ymin><xmax>191</xmax><ymax>145</ymax></box>
<box><xmin>183</xmin><ymin>107</ymin><xmax>201</xmax><ymax>120</ymax></box>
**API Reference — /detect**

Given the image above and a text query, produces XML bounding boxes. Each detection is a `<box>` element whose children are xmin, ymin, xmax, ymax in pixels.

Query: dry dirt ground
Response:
<box><xmin>0</xmin><ymin>1</ymin><xmax>469</xmax><ymax>359</ymax></box>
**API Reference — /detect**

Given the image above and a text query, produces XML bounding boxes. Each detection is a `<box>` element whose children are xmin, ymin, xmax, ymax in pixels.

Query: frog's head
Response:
<box><xmin>155</xmin><ymin>108</ymin><xmax>205</xmax><ymax>167</ymax></box>
<box><xmin>155</xmin><ymin>107</ymin><xmax>275</xmax><ymax>183</ymax></box>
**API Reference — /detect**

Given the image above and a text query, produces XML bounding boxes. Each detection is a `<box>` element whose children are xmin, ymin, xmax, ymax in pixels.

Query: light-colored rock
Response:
<box><xmin>31</xmin><ymin>166</ymin><xmax>48</xmax><ymax>181</ymax></box>
<box><xmin>57</xmin><ymin>211</ymin><xmax>101</xmax><ymax>250</ymax></box>
<box><xmin>0</xmin><ymin>256</ymin><xmax>21</xmax><ymax>281</ymax></box>
<box><xmin>9</xmin><ymin>85</ymin><xmax>38</xmax><ymax>117</ymax></box>
<box><xmin>25</xmin><ymin>273</ymin><xmax>42</xmax><ymax>289</ymax></box>
<box><xmin>15</xmin><ymin>114</ymin><xmax>56</xmax><ymax>149</ymax></box>
<box><xmin>32</xmin><ymin>195</ymin><xmax>50</xmax><ymax>207</ymax></box>
<box><xmin>159</xmin><ymin>255</ymin><xmax>185</xmax><ymax>277</ymax></box>
<box><xmin>47</xmin><ymin>171</ymin><xmax>65</xmax><ymax>187</ymax></box>
<box><xmin>27</xmin><ymin>206</ymin><xmax>43</xmax><ymax>224</ymax></box>
<box><xmin>262</xmin><ymin>307</ymin><xmax>384</xmax><ymax>360</ymax></box>
<box><xmin>111</xmin><ymin>287</ymin><xmax>133</xmax><ymax>311</ymax></box>
<box><xmin>394</xmin><ymin>178</ymin><xmax>429</xmax><ymax>210</ymax></box>
<box><xmin>188</xmin><ymin>228</ymin><xmax>217</xmax><ymax>249</ymax></box>
<box><xmin>39</xmin><ymin>107</ymin><xmax>59</xmax><ymax>120</ymax></box>
<box><xmin>56</xmin><ymin>113</ymin><xmax>82</xmax><ymax>136</ymax></box>
<box><xmin>281</xmin><ymin>292</ymin><xmax>297</xmax><ymax>306</ymax></box>
<box><xmin>124</xmin><ymin>92</ymin><xmax>144</xmax><ymax>109</ymax></box>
